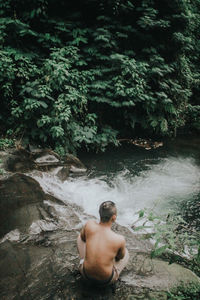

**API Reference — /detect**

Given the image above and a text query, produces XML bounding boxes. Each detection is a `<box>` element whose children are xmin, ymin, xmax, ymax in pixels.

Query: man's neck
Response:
<box><xmin>99</xmin><ymin>221</ymin><xmax>113</xmax><ymax>228</ymax></box>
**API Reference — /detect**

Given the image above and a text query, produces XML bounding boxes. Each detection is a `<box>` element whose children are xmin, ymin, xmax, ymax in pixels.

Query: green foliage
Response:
<box><xmin>54</xmin><ymin>145</ymin><xmax>67</xmax><ymax>158</ymax></box>
<box><xmin>187</xmin><ymin>105</ymin><xmax>200</xmax><ymax>130</ymax></box>
<box><xmin>0</xmin><ymin>0</ymin><xmax>199</xmax><ymax>153</ymax></box>
<box><xmin>133</xmin><ymin>208</ymin><xmax>200</xmax><ymax>274</ymax></box>
<box><xmin>150</xmin><ymin>214</ymin><xmax>198</xmax><ymax>257</ymax></box>
<box><xmin>0</xmin><ymin>138</ymin><xmax>15</xmax><ymax>150</ymax></box>
<box><xmin>167</xmin><ymin>282</ymin><xmax>200</xmax><ymax>300</ymax></box>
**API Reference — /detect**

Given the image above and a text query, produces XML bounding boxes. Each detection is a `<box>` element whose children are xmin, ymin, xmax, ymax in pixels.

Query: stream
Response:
<box><xmin>31</xmin><ymin>136</ymin><xmax>200</xmax><ymax>228</ymax></box>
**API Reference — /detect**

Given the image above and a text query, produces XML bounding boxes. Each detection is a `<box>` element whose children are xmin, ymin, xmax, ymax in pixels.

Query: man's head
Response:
<box><xmin>99</xmin><ymin>201</ymin><xmax>117</xmax><ymax>223</ymax></box>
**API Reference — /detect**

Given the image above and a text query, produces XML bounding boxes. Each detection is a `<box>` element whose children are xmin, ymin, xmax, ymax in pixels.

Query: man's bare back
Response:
<box><xmin>81</xmin><ymin>219</ymin><xmax>126</xmax><ymax>280</ymax></box>
<box><xmin>77</xmin><ymin>201</ymin><xmax>129</xmax><ymax>284</ymax></box>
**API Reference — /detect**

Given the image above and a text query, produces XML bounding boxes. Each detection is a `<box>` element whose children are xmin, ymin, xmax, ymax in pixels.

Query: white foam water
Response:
<box><xmin>31</xmin><ymin>157</ymin><xmax>200</xmax><ymax>226</ymax></box>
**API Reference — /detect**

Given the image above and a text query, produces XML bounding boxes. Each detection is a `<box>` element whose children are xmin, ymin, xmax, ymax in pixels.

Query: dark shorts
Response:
<box><xmin>79</xmin><ymin>263</ymin><xmax>118</xmax><ymax>286</ymax></box>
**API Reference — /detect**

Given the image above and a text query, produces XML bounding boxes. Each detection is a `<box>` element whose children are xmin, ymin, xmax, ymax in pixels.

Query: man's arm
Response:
<box><xmin>115</xmin><ymin>237</ymin><xmax>126</xmax><ymax>261</ymax></box>
<box><xmin>80</xmin><ymin>219</ymin><xmax>94</xmax><ymax>242</ymax></box>
<box><xmin>80</xmin><ymin>224</ymin><xmax>86</xmax><ymax>242</ymax></box>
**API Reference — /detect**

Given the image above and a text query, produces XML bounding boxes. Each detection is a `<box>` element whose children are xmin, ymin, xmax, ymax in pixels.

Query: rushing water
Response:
<box><xmin>31</xmin><ymin>136</ymin><xmax>200</xmax><ymax>227</ymax></box>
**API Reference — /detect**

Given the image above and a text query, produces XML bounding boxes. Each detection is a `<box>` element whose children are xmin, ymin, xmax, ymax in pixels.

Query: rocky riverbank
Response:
<box><xmin>0</xmin><ymin>148</ymin><xmax>199</xmax><ymax>300</ymax></box>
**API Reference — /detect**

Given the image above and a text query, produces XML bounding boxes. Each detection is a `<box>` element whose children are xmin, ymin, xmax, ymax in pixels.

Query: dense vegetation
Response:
<box><xmin>167</xmin><ymin>282</ymin><xmax>200</xmax><ymax>299</ymax></box>
<box><xmin>0</xmin><ymin>0</ymin><xmax>200</xmax><ymax>153</ymax></box>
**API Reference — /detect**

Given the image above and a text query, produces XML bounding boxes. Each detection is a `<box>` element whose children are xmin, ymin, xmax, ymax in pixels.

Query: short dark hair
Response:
<box><xmin>99</xmin><ymin>201</ymin><xmax>117</xmax><ymax>223</ymax></box>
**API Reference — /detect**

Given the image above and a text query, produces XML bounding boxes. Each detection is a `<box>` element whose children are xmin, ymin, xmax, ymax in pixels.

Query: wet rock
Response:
<box><xmin>123</xmin><ymin>252</ymin><xmax>200</xmax><ymax>289</ymax></box>
<box><xmin>31</xmin><ymin>149</ymin><xmax>62</xmax><ymax>172</ymax></box>
<box><xmin>0</xmin><ymin>236</ymin><xmax>78</xmax><ymax>300</ymax></box>
<box><xmin>32</xmin><ymin>149</ymin><xmax>60</xmax><ymax>164</ymax></box>
<box><xmin>56</xmin><ymin>166</ymin><xmax>70</xmax><ymax>181</ymax></box>
<box><xmin>3</xmin><ymin>148</ymin><xmax>61</xmax><ymax>173</ymax></box>
<box><xmin>70</xmin><ymin>164</ymin><xmax>87</xmax><ymax>174</ymax></box>
<box><xmin>0</xmin><ymin>151</ymin><xmax>8</xmax><ymax>179</ymax></box>
<box><xmin>0</xmin><ymin>177</ymin><xmax>82</xmax><ymax>300</ymax></box>
<box><xmin>28</xmin><ymin>145</ymin><xmax>60</xmax><ymax>159</ymax></box>
<box><xmin>64</xmin><ymin>154</ymin><xmax>86</xmax><ymax>170</ymax></box>
<box><xmin>0</xmin><ymin>173</ymin><xmax>63</xmax><ymax>237</ymax></box>
<box><xmin>4</xmin><ymin>148</ymin><xmax>35</xmax><ymax>172</ymax></box>
<box><xmin>28</xmin><ymin>144</ymin><xmax>43</xmax><ymax>153</ymax></box>
<box><xmin>35</xmin><ymin>154</ymin><xmax>59</xmax><ymax>164</ymax></box>
<box><xmin>2</xmin><ymin>148</ymin><xmax>86</xmax><ymax>180</ymax></box>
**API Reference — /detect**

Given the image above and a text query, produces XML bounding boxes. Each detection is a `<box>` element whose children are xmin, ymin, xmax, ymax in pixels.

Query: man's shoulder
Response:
<box><xmin>85</xmin><ymin>219</ymin><xmax>97</xmax><ymax>225</ymax></box>
<box><xmin>113</xmin><ymin>232</ymin><xmax>126</xmax><ymax>245</ymax></box>
<box><xmin>84</xmin><ymin>219</ymin><xmax>97</xmax><ymax>229</ymax></box>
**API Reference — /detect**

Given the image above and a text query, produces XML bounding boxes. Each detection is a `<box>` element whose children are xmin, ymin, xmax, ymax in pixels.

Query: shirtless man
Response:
<box><xmin>77</xmin><ymin>201</ymin><xmax>129</xmax><ymax>285</ymax></box>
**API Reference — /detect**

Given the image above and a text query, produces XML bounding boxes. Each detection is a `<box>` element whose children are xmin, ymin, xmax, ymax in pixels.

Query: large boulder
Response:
<box><xmin>64</xmin><ymin>154</ymin><xmax>87</xmax><ymax>173</ymax></box>
<box><xmin>0</xmin><ymin>173</ymin><xmax>46</xmax><ymax>237</ymax></box>
<box><xmin>0</xmin><ymin>173</ymin><xmax>199</xmax><ymax>300</ymax></box>
<box><xmin>3</xmin><ymin>148</ymin><xmax>35</xmax><ymax>172</ymax></box>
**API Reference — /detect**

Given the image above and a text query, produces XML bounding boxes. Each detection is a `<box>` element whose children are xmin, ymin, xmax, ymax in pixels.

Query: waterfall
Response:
<box><xmin>31</xmin><ymin>157</ymin><xmax>200</xmax><ymax>226</ymax></box>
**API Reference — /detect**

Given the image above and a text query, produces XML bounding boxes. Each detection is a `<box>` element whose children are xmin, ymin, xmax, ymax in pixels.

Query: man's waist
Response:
<box><xmin>82</xmin><ymin>263</ymin><xmax>115</xmax><ymax>284</ymax></box>
<box><xmin>83</xmin><ymin>261</ymin><xmax>113</xmax><ymax>278</ymax></box>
